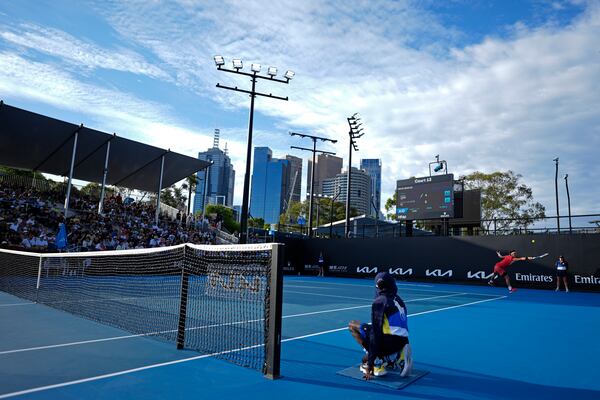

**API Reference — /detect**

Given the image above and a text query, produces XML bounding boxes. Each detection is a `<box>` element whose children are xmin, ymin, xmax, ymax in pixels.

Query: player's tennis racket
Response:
<box><xmin>529</xmin><ymin>253</ymin><xmax>549</xmax><ymax>260</ymax></box>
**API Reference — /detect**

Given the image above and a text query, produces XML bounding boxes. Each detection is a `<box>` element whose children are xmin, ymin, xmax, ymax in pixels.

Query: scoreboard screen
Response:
<box><xmin>396</xmin><ymin>174</ymin><xmax>454</xmax><ymax>220</ymax></box>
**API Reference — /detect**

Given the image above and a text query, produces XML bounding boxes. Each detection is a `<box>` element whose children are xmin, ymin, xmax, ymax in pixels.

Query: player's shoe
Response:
<box><xmin>488</xmin><ymin>280</ymin><xmax>495</xmax><ymax>286</ymax></box>
<box><xmin>509</xmin><ymin>288</ymin><xmax>518</xmax><ymax>293</ymax></box>
<box><xmin>400</xmin><ymin>344</ymin><xmax>413</xmax><ymax>377</ymax></box>
<box><xmin>359</xmin><ymin>360</ymin><xmax>387</xmax><ymax>377</ymax></box>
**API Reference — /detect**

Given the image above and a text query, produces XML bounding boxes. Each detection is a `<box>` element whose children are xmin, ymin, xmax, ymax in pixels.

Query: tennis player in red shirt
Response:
<box><xmin>488</xmin><ymin>250</ymin><xmax>529</xmax><ymax>293</ymax></box>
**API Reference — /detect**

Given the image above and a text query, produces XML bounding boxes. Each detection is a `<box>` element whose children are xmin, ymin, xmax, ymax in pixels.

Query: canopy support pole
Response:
<box><xmin>98</xmin><ymin>138</ymin><xmax>112</xmax><ymax>214</ymax></box>
<box><xmin>64</xmin><ymin>130</ymin><xmax>79</xmax><ymax>218</ymax></box>
<box><xmin>155</xmin><ymin>154</ymin><xmax>165</xmax><ymax>224</ymax></box>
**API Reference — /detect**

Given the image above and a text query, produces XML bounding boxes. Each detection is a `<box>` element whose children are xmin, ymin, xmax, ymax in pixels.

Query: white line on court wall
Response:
<box><xmin>0</xmin><ymin>294</ymin><xmax>506</xmax><ymax>399</ymax></box>
<box><xmin>0</xmin><ymin>292</ymin><xmax>466</xmax><ymax>355</ymax></box>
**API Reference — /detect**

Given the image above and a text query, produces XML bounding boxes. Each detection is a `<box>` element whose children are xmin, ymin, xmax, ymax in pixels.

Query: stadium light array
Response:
<box><xmin>214</xmin><ymin>56</ymin><xmax>294</xmax><ymax>244</ymax></box>
<box><xmin>289</xmin><ymin>131</ymin><xmax>337</xmax><ymax>238</ymax></box>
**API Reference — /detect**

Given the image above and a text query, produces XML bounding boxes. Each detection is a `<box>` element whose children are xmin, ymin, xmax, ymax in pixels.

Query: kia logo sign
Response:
<box><xmin>467</xmin><ymin>271</ymin><xmax>494</xmax><ymax>279</ymax></box>
<box><xmin>425</xmin><ymin>269</ymin><xmax>453</xmax><ymax>277</ymax></box>
<box><xmin>356</xmin><ymin>267</ymin><xmax>378</xmax><ymax>274</ymax></box>
<box><xmin>388</xmin><ymin>268</ymin><xmax>413</xmax><ymax>276</ymax></box>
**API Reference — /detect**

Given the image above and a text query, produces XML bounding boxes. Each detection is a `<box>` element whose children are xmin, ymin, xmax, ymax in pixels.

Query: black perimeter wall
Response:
<box><xmin>281</xmin><ymin>234</ymin><xmax>600</xmax><ymax>291</ymax></box>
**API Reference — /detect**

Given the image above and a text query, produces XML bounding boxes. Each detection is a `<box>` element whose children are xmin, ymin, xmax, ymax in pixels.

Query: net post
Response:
<box><xmin>176</xmin><ymin>246</ymin><xmax>189</xmax><ymax>350</ymax></box>
<box><xmin>35</xmin><ymin>255</ymin><xmax>43</xmax><ymax>302</ymax></box>
<box><xmin>264</xmin><ymin>243</ymin><xmax>284</xmax><ymax>379</ymax></box>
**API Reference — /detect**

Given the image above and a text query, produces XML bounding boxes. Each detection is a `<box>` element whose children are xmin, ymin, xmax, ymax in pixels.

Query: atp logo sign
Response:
<box><xmin>388</xmin><ymin>267</ymin><xmax>413</xmax><ymax>276</ymax></box>
<box><xmin>425</xmin><ymin>269</ymin><xmax>453</xmax><ymax>277</ymax></box>
<box><xmin>467</xmin><ymin>270</ymin><xmax>494</xmax><ymax>280</ymax></box>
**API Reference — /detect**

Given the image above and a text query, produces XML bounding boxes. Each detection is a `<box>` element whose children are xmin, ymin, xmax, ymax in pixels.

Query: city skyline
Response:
<box><xmin>0</xmin><ymin>2</ymin><xmax>598</xmax><ymax>218</ymax></box>
<box><xmin>193</xmin><ymin>129</ymin><xmax>235</xmax><ymax>214</ymax></box>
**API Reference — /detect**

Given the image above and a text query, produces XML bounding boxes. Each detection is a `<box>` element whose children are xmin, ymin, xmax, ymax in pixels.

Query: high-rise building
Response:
<box><xmin>193</xmin><ymin>129</ymin><xmax>235</xmax><ymax>214</ymax></box>
<box><xmin>306</xmin><ymin>154</ymin><xmax>343</xmax><ymax>197</ymax></box>
<box><xmin>285</xmin><ymin>155</ymin><xmax>302</xmax><ymax>206</ymax></box>
<box><xmin>249</xmin><ymin>147</ymin><xmax>290</xmax><ymax>225</ymax></box>
<box><xmin>322</xmin><ymin>167</ymin><xmax>372</xmax><ymax>216</ymax></box>
<box><xmin>360</xmin><ymin>159</ymin><xmax>382</xmax><ymax>218</ymax></box>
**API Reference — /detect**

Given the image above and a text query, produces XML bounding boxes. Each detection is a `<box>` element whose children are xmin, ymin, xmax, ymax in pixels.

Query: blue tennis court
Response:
<box><xmin>1</xmin><ymin>276</ymin><xmax>599</xmax><ymax>399</ymax></box>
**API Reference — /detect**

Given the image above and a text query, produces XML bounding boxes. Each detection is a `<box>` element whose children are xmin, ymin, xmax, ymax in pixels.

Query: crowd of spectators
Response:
<box><xmin>0</xmin><ymin>182</ymin><xmax>218</xmax><ymax>253</ymax></box>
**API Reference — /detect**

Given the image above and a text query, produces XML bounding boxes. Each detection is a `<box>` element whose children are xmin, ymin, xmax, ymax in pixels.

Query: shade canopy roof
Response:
<box><xmin>0</xmin><ymin>102</ymin><xmax>209</xmax><ymax>192</ymax></box>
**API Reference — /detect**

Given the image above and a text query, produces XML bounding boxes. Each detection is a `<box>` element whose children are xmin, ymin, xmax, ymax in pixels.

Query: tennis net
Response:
<box><xmin>0</xmin><ymin>243</ymin><xmax>283</xmax><ymax>378</ymax></box>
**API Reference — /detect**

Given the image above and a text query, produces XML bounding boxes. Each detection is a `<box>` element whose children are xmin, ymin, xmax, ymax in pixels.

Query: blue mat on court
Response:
<box><xmin>336</xmin><ymin>364</ymin><xmax>429</xmax><ymax>389</ymax></box>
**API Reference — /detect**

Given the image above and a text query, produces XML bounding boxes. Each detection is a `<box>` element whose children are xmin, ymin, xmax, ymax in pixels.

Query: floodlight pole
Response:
<box><xmin>554</xmin><ymin>158</ymin><xmax>560</xmax><ymax>234</ymax></box>
<box><xmin>371</xmin><ymin>196</ymin><xmax>379</xmax><ymax>238</ymax></box>
<box><xmin>565</xmin><ymin>174</ymin><xmax>572</xmax><ymax>233</ymax></box>
<box><xmin>345</xmin><ymin>115</ymin><xmax>364</xmax><ymax>238</ymax></box>
<box><xmin>345</xmin><ymin>138</ymin><xmax>352</xmax><ymax>237</ymax></box>
<box><xmin>329</xmin><ymin>191</ymin><xmax>341</xmax><ymax>238</ymax></box>
<box><xmin>290</xmin><ymin>132</ymin><xmax>337</xmax><ymax>238</ymax></box>
<box><xmin>215</xmin><ymin>64</ymin><xmax>291</xmax><ymax>244</ymax></box>
<box><xmin>202</xmin><ymin>161</ymin><xmax>213</xmax><ymax>217</ymax></box>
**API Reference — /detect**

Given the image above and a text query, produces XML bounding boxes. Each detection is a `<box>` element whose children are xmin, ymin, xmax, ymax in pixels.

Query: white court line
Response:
<box><xmin>284</xmin><ymin>290</ymin><xmax>373</xmax><ymax>301</ymax></box>
<box><xmin>281</xmin><ymin>295</ymin><xmax>507</xmax><ymax>342</ymax></box>
<box><xmin>284</xmin><ymin>289</ymin><xmax>476</xmax><ymax>302</ymax></box>
<box><xmin>0</xmin><ymin>294</ymin><xmax>506</xmax><ymax>399</ymax></box>
<box><xmin>0</xmin><ymin>302</ymin><xmax>35</xmax><ymax>307</ymax></box>
<box><xmin>0</xmin><ymin>343</ymin><xmax>264</xmax><ymax>400</ymax></box>
<box><xmin>288</xmin><ymin>279</ymin><xmax>495</xmax><ymax>296</ymax></box>
<box><xmin>288</xmin><ymin>279</ymin><xmax>433</xmax><ymax>288</ymax></box>
<box><xmin>0</xmin><ymin>294</ymin><xmax>181</xmax><ymax>308</ymax></box>
<box><xmin>0</xmin><ymin>292</ymin><xmax>471</xmax><ymax>355</ymax></box>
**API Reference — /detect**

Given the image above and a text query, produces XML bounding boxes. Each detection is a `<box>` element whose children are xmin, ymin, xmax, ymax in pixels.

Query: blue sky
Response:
<box><xmin>0</xmin><ymin>0</ymin><xmax>598</xmax><ymax>220</ymax></box>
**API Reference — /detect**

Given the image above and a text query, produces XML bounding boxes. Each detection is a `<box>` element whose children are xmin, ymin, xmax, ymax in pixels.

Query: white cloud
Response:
<box><xmin>0</xmin><ymin>23</ymin><xmax>169</xmax><ymax>79</ymax></box>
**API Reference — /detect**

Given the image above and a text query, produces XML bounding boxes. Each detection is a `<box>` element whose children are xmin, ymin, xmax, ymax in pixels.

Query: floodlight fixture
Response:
<box><xmin>434</xmin><ymin>163</ymin><xmax>444</xmax><ymax>172</ymax></box>
<box><xmin>320</xmin><ymin>138</ymin><xmax>337</xmax><ymax>143</ymax></box>
<box><xmin>284</xmin><ymin>70</ymin><xmax>295</xmax><ymax>80</ymax></box>
<box><xmin>214</xmin><ymin>55</ymin><xmax>225</xmax><ymax>67</ymax></box>
<box><xmin>251</xmin><ymin>63</ymin><xmax>261</xmax><ymax>73</ymax></box>
<box><xmin>232</xmin><ymin>59</ymin><xmax>243</xmax><ymax>70</ymax></box>
<box><xmin>267</xmin><ymin>66</ymin><xmax>277</xmax><ymax>77</ymax></box>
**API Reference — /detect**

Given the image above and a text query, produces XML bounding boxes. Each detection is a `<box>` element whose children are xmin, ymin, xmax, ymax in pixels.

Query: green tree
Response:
<box><xmin>181</xmin><ymin>174</ymin><xmax>200</xmax><ymax>216</ymax></box>
<box><xmin>461</xmin><ymin>171</ymin><xmax>546</xmax><ymax>233</ymax></box>
<box><xmin>248</xmin><ymin>217</ymin><xmax>265</xmax><ymax>228</ymax></box>
<box><xmin>384</xmin><ymin>192</ymin><xmax>398</xmax><ymax>221</ymax></box>
<box><xmin>205</xmin><ymin>204</ymin><xmax>240</xmax><ymax>233</ymax></box>
<box><xmin>279</xmin><ymin>198</ymin><xmax>357</xmax><ymax>232</ymax></box>
<box><xmin>0</xmin><ymin>166</ymin><xmax>45</xmax><ymax>179</ymax></box>
<box><xmin>159</xmin><ymin>185</ymin><xmax>186</xmax><ymax>209</ymax></box>
<box><xmin>80</xmin><ymin>182</ymin><xmax>102</xmax><ymax>198</ymax></box>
